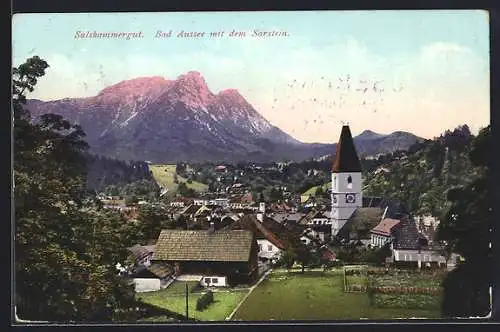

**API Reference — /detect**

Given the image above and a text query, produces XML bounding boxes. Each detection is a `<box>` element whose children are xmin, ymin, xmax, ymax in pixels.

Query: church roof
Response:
<box><xmin>332</xmin><ymin>125</ymin><xmax>362</xmax><ymax>173</ymax></box>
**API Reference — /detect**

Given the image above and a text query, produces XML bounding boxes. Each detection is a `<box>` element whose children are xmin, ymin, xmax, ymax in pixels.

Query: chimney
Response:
<box><xmin>381</xmin><ymin>206</ymin><xmax>388</xmax><ymax>220</ymax></box>
<box><xmin>209</xmin><ymin>222</ymin><xmax>215</xmax><ymax>233</ymax></box>
<box><xmin>259</xmin><ymin>202</ymin><xmax>266</xmax><ymax>213</ymax></box>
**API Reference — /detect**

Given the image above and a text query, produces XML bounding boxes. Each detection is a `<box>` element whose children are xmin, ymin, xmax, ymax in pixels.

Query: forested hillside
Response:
<box><xmin>363</xmin><ymin>125</ymin><xmax>483</xmax><ymax>218</ymax></box>
<box><xmin>85</xmin><ymin>153</ymin><xmax>156</xmax><ymax>192</ymax></box>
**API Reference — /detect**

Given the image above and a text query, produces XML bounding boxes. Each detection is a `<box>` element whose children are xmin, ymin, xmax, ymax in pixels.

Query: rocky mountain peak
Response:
<box><xmin>98</xmin><ymin>76</ymin><xmax>169</xmax><ymax>97</ymax></box>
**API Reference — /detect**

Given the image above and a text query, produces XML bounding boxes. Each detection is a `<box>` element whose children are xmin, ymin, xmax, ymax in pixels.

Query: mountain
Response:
<box><xmin>26</xmin><ymin>72</ymin><xmax>421</xmax><ymax>163</ymax></box>
<box><xmin>353</xmin><ymin>130</ymin><xmax>424</xmax><ymax>157</ymax></box>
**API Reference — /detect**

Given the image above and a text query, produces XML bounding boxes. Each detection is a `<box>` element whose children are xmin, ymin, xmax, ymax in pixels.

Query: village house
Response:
<box><xmin>269</xmin><ymin>212</ymin><xmax>306</xmax><ymax>229</ymax></box>
<box><xmin>127</xmin><ymin>244</ymin><xmax>156</xmax><ymax>268</ymax></box>
<box><xmin>389</xmin><ymin>217</ymin><xmax>446</xmax><ymax>268</ymax></box>
<box><xmin>123</xmin><ymin>244</ymin><xmax>176</xmax><ymax>293</ymax></box>
<box><xmin>370</xmin><ymin>218</ymin><xmax>401</xmax><ymax>248</ymax></box>
<box><xmin>226</xmin><ymin>214</ymin><xmax>287</xmax><ymax>264</ymax></box>
<box><xmin>152</xmin><ymin>226</ymin><xmax>259</xmax><ymax>286</ymax></box>
<box><xmin>169</xmin><ymin>197</ymin><xmax>193</xmax><ymax>208</ymax></box>
<box><xmin>128</xmin><ymin>262</ymin><xmax>175</xmax><ymax>293</ymax></box>
<box><xmin>228</xmin><ymin>197</ymin><xmax>245</xmax><ymax>210</ymax></box>
<box><xmin>181</xmin><ymin>204</ymin><xmax>212</xmax><ymax>219</ymax></box>
<box><xmin>299</xmin><ymin>210</ymin><xmax>332</xmax><ymax>242</ymax></box>
<box><xmin>415</xmin><ymin>215</ymin><xmax>440</xmax><ymax>245</ymax></box>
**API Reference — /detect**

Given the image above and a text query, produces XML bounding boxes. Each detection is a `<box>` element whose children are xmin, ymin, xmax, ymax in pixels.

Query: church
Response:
<box><xmin>330</xmin><ymin>125</ymin><xmax>364</xmax><ymax>236</ymax></box>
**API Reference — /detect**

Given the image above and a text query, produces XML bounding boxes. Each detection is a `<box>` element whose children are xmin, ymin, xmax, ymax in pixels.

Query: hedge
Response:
<box><xmin>344</xmin><ymin>285</ymin><xmax>368</xmax><ymax>292</ymax></box>
<box><xmin>195</xmin><ymin>291</ymin><xmax>214</xmax><ymax>311</ymax></box>
<box><xmin>369</xmin><ymin>286</ymin><xmax>441</xmax><ymax>295</ymax></box>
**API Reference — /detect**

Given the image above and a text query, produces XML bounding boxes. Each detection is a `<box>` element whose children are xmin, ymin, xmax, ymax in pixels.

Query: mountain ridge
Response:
<box><xmin>26</xmin><ymin>73</ymin><xmax>423</xmax><ymax>163</ymax></box>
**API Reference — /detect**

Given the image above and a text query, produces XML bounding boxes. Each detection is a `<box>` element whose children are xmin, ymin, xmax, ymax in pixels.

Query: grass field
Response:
<box><xmin>302</xmin><ymin>182</ymin><xmax>330</xmax><ymax>197</ymax></box>
<box><xmin>232</xmin><ymin>270</ymin><xmax>441</xmax><ymax>321</ymax></box>
<box><xmin>150</xmin><ymin>165</ymin><xmax>208</xmax><ymax>195</ymax></box>
<box><xmin>137</xmin><ymin>281</ymin><xmax>248</xmax><ymax>321</ymax></box>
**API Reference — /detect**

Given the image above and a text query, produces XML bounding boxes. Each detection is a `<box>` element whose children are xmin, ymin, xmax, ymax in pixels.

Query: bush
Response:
<box><xmin>195</xmin><ymin>291</ymin><xmax>214</xmax><ymax>311</ymax></box>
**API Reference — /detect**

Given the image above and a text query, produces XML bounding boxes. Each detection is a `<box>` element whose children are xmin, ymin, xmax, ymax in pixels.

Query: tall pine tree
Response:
<box><xmin>14</xmin><ymin>56</ymin><xmax>141</xmax><ymax>321</ymax></box>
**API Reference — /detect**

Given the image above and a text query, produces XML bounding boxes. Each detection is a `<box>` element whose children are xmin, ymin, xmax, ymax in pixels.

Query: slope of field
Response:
<box><xmin>302</xmin><ymin>182</ymin><xmax>330</xmax><ymax>197</ymax></box>
<box><xmin>150</xmin><ymin>165</ymin><xmax>208</xmax><ymax>195</ymax></box>
<box><xmin>137</xmin><ymin>281</ymin><xmax>247</xmax><ymax>321</ymax></box>
<box><xmin>232</xmin><ymin>270</ymin><xmax>441</xmax><ymax>320</ymax></box>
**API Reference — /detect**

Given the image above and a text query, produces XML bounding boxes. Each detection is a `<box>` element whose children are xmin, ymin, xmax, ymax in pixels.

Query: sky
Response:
<box><xmin>12</xmin><ymin>11</ymin><xmax>490</xmax><ymax>143</ymax></box>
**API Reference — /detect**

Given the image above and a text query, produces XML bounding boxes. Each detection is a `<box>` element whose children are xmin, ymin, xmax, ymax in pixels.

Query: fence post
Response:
<box><xmin>185</xmin><ymin>283</ymin><xmax>189</xmax><ymax>321</ymax></box>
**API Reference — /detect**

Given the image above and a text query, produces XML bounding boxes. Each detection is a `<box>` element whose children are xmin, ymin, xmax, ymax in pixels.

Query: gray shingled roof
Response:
<box><xmin>153</xmin><ymin>229</ymin><xmax>254</xmax><ymax>262</ymax></box>
<box><xmin>337</xmin><ymin>207</ymin><xmax>384</xmax><ymax>239</ymax></box>
<box><xmin>147</xmin><ymin>262</ymin><xmax>174</xmax><ymax>279</ymax></box>
<box><xmin>128</xmin><ymin>244</ymin><xmax>155</xmax><ymax>260</ymax></box>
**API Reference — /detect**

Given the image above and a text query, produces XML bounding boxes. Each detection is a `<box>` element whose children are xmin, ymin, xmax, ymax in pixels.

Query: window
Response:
<box><xmin>333</xmin><ymin>175</ymin><xmax>337</xmax><ymax>190</ymax></box>
<box><xmin>268</xmin><ymin>245</ymin><xmax>273</xmax><ymax>252</ymax></box>
<box><xmin>205</xmin><ymin>278</ymin><xmax>211</xmax><ymax>284</ymax></box>
<box><xmin>347</xmin><ymin>175</ymin><xmax>353</xmax><ymax>189</ymax></box>
<box><xmin>212</xmin><ymin>278</ymin><xmax>218</xmax><ymax>284</ymax></box>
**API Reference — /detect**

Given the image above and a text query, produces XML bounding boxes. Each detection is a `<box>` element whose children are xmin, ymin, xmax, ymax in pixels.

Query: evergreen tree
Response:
<box><xmin>14</xmin><ymin>56</ymin><xmax>140</xmax><ymax>321</ymax></box>
<box><xmin>437</xmin><ymin>126</ymin><xmax>492</xmax><ymax>318</ymax></box>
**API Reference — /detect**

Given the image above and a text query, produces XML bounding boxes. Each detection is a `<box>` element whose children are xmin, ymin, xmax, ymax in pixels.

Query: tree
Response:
<box><xmin>124</xmin><ymin>195</ymin><xmax>138</xmax><ymax>206</ymax></box>
<box><xmin>436</xmin><ymin>126</ymin><xmax>492</xmax><ymax>318</ymax></box>
<box><xmin>177</xmin><ymin>182</ymin><xmax>196</xmax><ymax>197</ymax></box>
<box><xmin>268</xmin><ymin>187</ymin><xmax>283</xmax><ymax>202</ymax></box>
<box><xmin>280</xmin><ymin>247</ymin><xmax>296</xmax><ymax>271</ymax></box>
<box><xmin>136</xmin><ymin>204</ymin><xmax>170</xmax><ymax>241</ymax></box>
<box><xmin>14</xmin><ymin>56</ymin><xmax>140</xmax><ymax>321</ymax></box>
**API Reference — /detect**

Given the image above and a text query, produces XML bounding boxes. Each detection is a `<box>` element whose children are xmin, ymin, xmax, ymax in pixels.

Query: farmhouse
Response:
<box><xmin>181</xmin><ymin>204</ymin><xmax>211</xmax><ymax>219</ymax></box>
<box><xmin>299</xmin><ymin>210</ymin><xmax>333</xmax><ymax>242</ymax></box>
<box><xmin>390</xmin><ymin>217</ymin><xmax>446</xmax><ymax>268</ymax></box>
<box><xmin>169</xmin><ymin>197</ymin><xmax>192</xmax><ymax>208</ymax></box>
<box><xmin>225</xmin><ymin>214</ymin><xmax>287</xmax><ymax>263</ymax></box>
<box><xmin>370</xmin><ymin>218</ymin><xmax>401</xmax><ymax>248</ymax></box>
<box><xmin>152</xmin><ymin>227</ymin><xmax>259</xmax><ymax>286</ymax></box>
<box><xmin>128</xmin><ymin>244</ymin><xmax>156</xmax><ymax>268</ymax></box>
<box><xmin>129</xmin><ymin>262</ymin><xmax>175</xmax><ymax>293</ymax></box>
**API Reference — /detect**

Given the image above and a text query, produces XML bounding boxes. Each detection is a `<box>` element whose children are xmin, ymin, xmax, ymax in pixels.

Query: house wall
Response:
<box><xmin>257</xmin><ymin>239</ymin><xmax>282</xmax><ymax>260</ymax></box>
<box><xmin>393</xmin><ymin>249</ymin><xmax>446</xmax><ymax>265</ymax></box>
<box><xmin>370</xmin><ymin>233</ymin><xmax>391</xmax><ymax>248</ymax></box>
<box><xmin>133</xmin><ymin>278</ymin><xmax>161</xmax><ymax>293</ymax></box>
<box><xmin>300</xmin><ymin>236</ymin><xmax>312</xmax><ymax>245</ymax></box>
<box><xmin>308</xmin><ymin>217</ymin><xmax>331</xmax><ymax>225</ymax></box>
<box><xmin>200</xmin><ymin>276</ymin><xmax>227</xmax><ymax>287</ymax></box>
<box><xmin>138</xmin><ymin>253</ymin><xmax>153</xmax><ymax>267</ymax></box>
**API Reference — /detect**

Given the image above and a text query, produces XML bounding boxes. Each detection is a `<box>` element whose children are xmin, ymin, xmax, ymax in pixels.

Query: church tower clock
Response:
<box><xmin>331</xmin><ymin>125</ymin><xmax>363</xmax><ymax>236</ymax></box>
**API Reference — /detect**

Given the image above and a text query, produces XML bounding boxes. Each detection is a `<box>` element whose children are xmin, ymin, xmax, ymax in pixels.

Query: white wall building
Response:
<box><xmin>392</xmin><ymin>249</ymin><xmax>446</xmax><ymax>268</ymax></box>
<box><xmin>330</xmin><ymin>125</ymin><xmax>363</xmax><ymax>236</ymax></box>
<box><xmin>200</xmin><ymin>276</ymin><xmax>227</xmax><ymax>287</ymax></box>
<box><xmin>257</xmin><ymin>239</ymin><xmax>282</xmax><ymax>261</ymax></box>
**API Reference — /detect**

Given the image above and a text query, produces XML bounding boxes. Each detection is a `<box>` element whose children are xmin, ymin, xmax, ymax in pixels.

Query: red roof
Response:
<box><xmin>320</xmin><ymin>247</ymin><xmax>336</xmax><ymax>261</ymax></box>
<box><xmin>371</xmin><ymin>218</ymin><xmax>401</xmax><ymax>236</ymax></box>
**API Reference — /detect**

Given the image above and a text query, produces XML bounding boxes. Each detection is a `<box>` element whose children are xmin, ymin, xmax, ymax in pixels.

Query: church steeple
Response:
<box><xmin>330</xmin><ymin>125</ymin><xmax>363</xmax><ymax>236</ymax></box>
<box><xmin>332</xmin><ymin>125</ymin><xmax>362</xmax><ymax>173</ymax></box>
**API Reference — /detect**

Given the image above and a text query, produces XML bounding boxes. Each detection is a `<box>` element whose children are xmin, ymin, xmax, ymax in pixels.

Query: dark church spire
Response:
<box><xmin>332</xmin><ymin>125</ymin><xmax>362</xmax><ymax>173</ymax></box>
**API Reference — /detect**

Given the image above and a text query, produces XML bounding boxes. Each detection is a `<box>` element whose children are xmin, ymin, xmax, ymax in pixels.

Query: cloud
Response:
<box><xmin>420</xmin><ymin>42</ymin><xmax>472</xmax><ymax>60</ymax></box>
